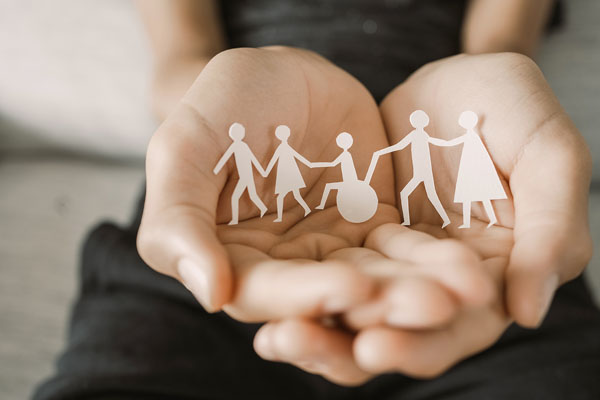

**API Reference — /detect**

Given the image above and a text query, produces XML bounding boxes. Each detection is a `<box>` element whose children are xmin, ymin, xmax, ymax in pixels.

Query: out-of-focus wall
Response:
<box><xmin>0</xmin><ymin>0</ymin><xmax>156</xmax><ymax>158</ymax></box>
<box><xmin>0</xmin><ymin>1</ymin><xmax>598</xmax><ymax>168</ymax></box>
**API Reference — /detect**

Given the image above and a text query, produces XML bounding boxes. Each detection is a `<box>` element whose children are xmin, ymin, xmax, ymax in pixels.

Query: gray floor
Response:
<box><xmin>0</xmin><ymin>155</ymin><xmax>144</xmax><ymax>399</ymax></box>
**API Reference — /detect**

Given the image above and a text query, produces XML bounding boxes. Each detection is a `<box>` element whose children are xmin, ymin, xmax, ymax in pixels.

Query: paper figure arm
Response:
<box><xmin>250</xmin><ymin>152</ymin><xmax>268</xmax><ymax>177</ymax></box>
<box><xmin>365</xmin><ymin>133</ymin><xmax>413</xmax><ymax>183</ymax></box>
<box><xmin>292</xmin><ymin>149</ymin><xmax>313</xmax><ymax>168</ymax></box>
<box><xmin>376</xmin><ymin>133</ymin><xmax>413</xmax><ymax>157</ymax></box>
<box><xmin>264</xmin><ymin>148</ymin><xmax>280</xmax><ymax>177</ymax></box>
<box><xmin>311</xmin><ymin>154</ymin><xmax>343</xmax><ymax>168</ymax></box>
<box><xmin>213</xmin><ymin>146</ymin><xmax>234</xmax><ymax>175</ymax></box>
<box><xmin>429</xmin><ymin>135</ymin><xmax>466</xmax><ymax>147</ymax></box>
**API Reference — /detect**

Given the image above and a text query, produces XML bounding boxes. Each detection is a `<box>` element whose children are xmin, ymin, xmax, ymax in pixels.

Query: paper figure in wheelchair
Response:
<box><xmin>312</xmin><ymin>132</ymin><xmax>379</xmax><ymax>224</ymax></box>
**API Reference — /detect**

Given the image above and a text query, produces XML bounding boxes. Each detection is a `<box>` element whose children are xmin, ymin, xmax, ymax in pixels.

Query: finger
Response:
<box><xmin>438</xmin><ymin>221</ymin><xmax>514</xmax><ymax>261</ymax></box>
<box><xmin>329</xmin><ymin>247</ymin><xmax>460</xmax><ymax>329</ymax></box>
<box><xmin>343</xmin><ymin>275</ymin><xmax>459</xmax><ymax>330</ymax></box>
<box><xmin>354</xmin><ymin>308</ymin><xmax>509</xmax><ymax>378</ymax></box>
<box><xmin>366</xmin><ymin>223</ymin><xmax>481</xmax><ymax>266</ymax></box>
<box><xmin>223</xmin><ymin>245</ymin><xmax>375</xmax><ymax>322</ymax></box>
<box><xmin>254</xmin><ymin>319</ymin><xmax>372</xmax><ymax>386</ymax></box>
<box><xmin>360</xmin><ymin>226</ymin><xmax>497</xmax><ymax>305</ymax></box>
<box><xmin>138</xmin><ymin>109</ymin><xmax>232</xmax><ymax>312</ymax></box>
<box><xmin>333</xmin><ymin>246</ymin><xmax>494</xmax><ymax>307</ymax></box>
<box><xmin>507</xmin><ymin>117</ymin><xmax>593</xmax><ymax>327</ymax></box>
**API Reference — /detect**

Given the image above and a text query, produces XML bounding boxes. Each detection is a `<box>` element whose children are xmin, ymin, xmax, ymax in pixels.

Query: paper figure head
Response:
<box><xmin>459</xmin><ymin>111</ymin><xmax>478</xmax><ymax>130</ymax></box>
<box><xmin>336</xmin><ymin>132</ymin><xmax>353</xmax><ymax>150</ymax></box>
<box><xmin>275</xmin><ymin>125</ymin><xmax>291</xmax><ymax>141</ymax></box>
<box><xmin>229</xmin><ymin>122</ymin><xmax>245</xmax><ymax>141</ymax></box>
<box><xmin>410</xmin><ymin>110</ymin><xmax>429</xmax><ymax>129</ymax></box>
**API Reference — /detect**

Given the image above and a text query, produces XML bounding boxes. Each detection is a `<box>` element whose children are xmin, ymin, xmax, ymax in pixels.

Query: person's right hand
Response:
<box><xmin>137</xmin><ymin>46</ymin><xmax>402</xmax><ymax>320</ymax></box>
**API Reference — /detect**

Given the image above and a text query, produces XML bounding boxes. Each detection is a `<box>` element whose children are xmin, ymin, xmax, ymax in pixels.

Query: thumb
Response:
<box><xmin>507</xmin><ymin>228</ymin><xmax>586</xmax><ymax>328</ymax></box>
<box><xmin>138</xmin><ymin>207</ymin><xmax>232</xmax><ymax>313</ymax></box>
<box><xmin>506</xmin><ymin>118</ymin><xmax>593</xmax><ymax>328</ymax></box>
<box><xmin>137</xmin><ymin>111</ymin><xmax>233</xmax><ymax>312</ymax></box>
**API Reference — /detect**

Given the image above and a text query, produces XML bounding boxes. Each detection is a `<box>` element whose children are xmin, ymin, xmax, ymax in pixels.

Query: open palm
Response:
<box><xmin>381</xmin><ymin>52</ymin><xmax>591</xmax><ymax>322</ymax></box>
<box><xmin>138</xmin><ymin>46</ymin><xmax>406</xmax><ymax>321</ymax></box>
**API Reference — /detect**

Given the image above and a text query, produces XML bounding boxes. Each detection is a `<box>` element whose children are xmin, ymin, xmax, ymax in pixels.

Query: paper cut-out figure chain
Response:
<box><xmin>213</xmin><ymin>112</ymin><xmax>506</xmax><ymax>227</ymax></box>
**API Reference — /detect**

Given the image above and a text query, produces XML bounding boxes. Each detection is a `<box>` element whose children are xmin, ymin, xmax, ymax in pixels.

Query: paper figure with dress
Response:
<box><xmin>263</xmin><ymin>125</ymin><xmax>312</xmax><ymax>222</ymax></box>
<box><xmin>429</xmin><ymin>111</ymin><xmax>507</xmax><ymax>228</ymax></box>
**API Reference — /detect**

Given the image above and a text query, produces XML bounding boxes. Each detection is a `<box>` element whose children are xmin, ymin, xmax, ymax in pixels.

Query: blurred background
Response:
<box><xmin>0</xmin><ymin>0</ymin><xmax>599</xmax><ymax>398</ymax></box>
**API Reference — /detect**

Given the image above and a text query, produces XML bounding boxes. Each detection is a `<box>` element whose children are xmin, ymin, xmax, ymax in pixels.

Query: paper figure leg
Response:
<box><xmin>400</xmin><ymin>178</ymin><xmax>420</xmax><ymax>226</ymax></box>
<box><xmin>483</xmin><ymin>200</ymin><xmax>498</xmax><ymax>228</ymax></box>
<box><xmin>459</xmin><ymin>202</ymin><xmax>471</xmax><ymax>229</ymax></box>
<box><xmin>292</xmin><ymin>189</ymin><xmax>311</xmax><ymax>216</ymax></box>
<box><xmin>275</xmin><ymin>190</ymin><xmax>311</xmax><ymax>222</ymax></box>
<box><xmin>274</xmin><ymin>193</ymin><xmax>287</xmax><ymax>223</ymax></box>
<box><xmin>246</xmin><ymin>183</ymin><xmax>268</xmax><ymax>217</ymax></box>
<box><xmin>316</xmin><ymin>182</ymin><xmax>342</xmax><ymax>210</ymax></box>
<box><xmin>229</xmin><ymin>182</ymin><xmax>247</xmax><ymax>225</ymax></box>
<box><xmin>424</xmin><ymin>179</ymin><xmax>450</xmax><ymax>228</ymax></box>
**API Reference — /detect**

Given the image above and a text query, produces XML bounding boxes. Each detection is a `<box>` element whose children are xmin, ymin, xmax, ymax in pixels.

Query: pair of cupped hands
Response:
<box><xmin>138</xmin><ymin>46</ymin><xmax>592</xmax><ymax>385</ymax></box>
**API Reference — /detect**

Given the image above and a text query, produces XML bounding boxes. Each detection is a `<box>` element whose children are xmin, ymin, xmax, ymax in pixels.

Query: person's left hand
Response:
<box><xmin>252</xmin><ymin>52</ymin><xmax>593</xmax><ymax>384</ymax></box>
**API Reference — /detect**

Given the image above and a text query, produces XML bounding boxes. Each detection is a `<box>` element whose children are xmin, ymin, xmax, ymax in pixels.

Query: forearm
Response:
<box><xmin>151</xmin><ymin>59</ymin><xmax>210</xmax><ymax>121</ymax></box>
<box><xmin>136</xmin><ymin>0</ymin><xmax>226</xmax><ymax>120</ymax></box>
<box><xmin>462</xmin><ymin>0</ymin><xmax>554</xmax><ymax>57</ymax></box>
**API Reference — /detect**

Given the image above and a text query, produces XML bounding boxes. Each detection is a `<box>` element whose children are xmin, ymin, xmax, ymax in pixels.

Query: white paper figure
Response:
<box><xmin>263</xmin><ymin>125</ymin><xmax>312</xmax><ymax>222</ymax></box>
<box><xmin>366</xmin><ymin>110</ymin><xmax>450</xmax><ymax>228</ymax></box>
<box><xmin>213</xmin><ymin>122</ymin><xmax>268</xmax><ymax>225</ymax></box>
<box><xmin>429</xmin><ymin>111</ymin><xmax>507</xmax><ymax>228</ymax></box>
<box><xmin>313</xmin><ymin>132</ymin><xmax>378</xmax><ymax>223</ymax></box>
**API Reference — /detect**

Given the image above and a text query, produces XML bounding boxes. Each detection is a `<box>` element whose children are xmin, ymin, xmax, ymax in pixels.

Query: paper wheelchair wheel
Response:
<box><xmin>335</xmin><ymin>180</ymin><xmax>378</xmax><ymax>223</ymax></box>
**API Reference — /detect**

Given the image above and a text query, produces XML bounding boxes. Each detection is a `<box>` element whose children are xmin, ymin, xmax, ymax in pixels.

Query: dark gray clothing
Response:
<box><xmin>221</xmin><ymin>0</ymin><xmax>467</xmax><ymax>102</ymax></box>
<box><xmin>33</xmin><ymin>200</ymin><xmax>600</xmax><ymax>399</ymax></box>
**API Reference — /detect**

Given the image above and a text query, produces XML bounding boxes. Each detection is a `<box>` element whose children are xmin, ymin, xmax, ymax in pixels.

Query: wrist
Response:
<box><xmin>152</xmin><ymin>57</ymin><xmax>211</xmax><ymax>121</ymax></box>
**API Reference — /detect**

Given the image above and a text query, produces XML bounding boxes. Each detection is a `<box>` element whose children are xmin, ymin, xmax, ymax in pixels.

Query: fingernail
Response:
<box><xmin>254</xmin><ymin>325</ymin><xmax>277</xmax><ymax>361</ymax></box>
<box><xmin>178</xmin><ymin>258</ymin><xmax>214</xmax><ymax>312</ymax></box>
<box><xmin>535</xmin><ymin>273</ymin><xmax>559</xmax><ymax>327</ymax></box>
<box><xmin>255</xmin><ymin>332</ymin><xmax>275</xmax><ymax>360</ymax></box>
<box><xmin>297</xmin><ymin>360</ymin><xmax>328</xmax><ymax>372</ymax></box>
<box><xmin>386</xmin><ymin>311</ymin><xmax>413</xmax><ymax>327</ymax></box>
